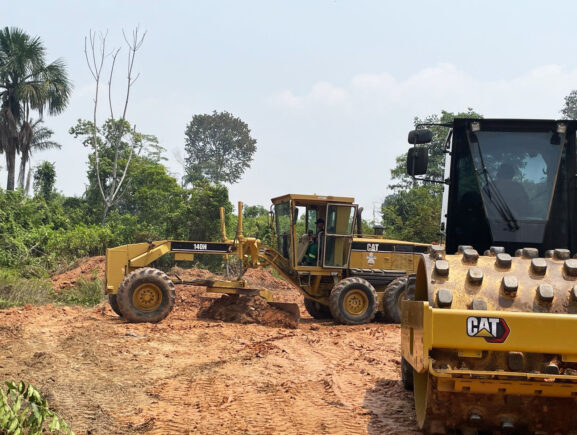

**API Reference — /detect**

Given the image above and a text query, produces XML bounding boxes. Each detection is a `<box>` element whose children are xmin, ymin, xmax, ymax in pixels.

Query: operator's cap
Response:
<box><xmin>315</xmin><ymin>218</ymin><xmax>325</xmax><ymax>224</ymax></box>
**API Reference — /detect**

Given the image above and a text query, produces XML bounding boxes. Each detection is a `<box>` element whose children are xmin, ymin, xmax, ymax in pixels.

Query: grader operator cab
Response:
<box><xmin>104</xmin><ymin>194</ymin><xmax>429</xmax><ymax>326</ymax></box>
<box><xmin>270</xmin><ymin>194</ymin><xmax>429</xmax><ymax>323</ymax></box>
<box><xmin>402</xmin><ymin>118</ymin><xmax>577</xmax><ymax>433</ymax></box>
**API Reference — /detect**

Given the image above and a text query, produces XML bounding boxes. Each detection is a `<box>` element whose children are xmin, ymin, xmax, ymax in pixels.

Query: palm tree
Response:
<box><xmin>0</xmin><ymin>27</ymin><xmax>71</xmax><ymax>190</ymax></box>
<box><xmin>17</xmin><ymin>119</ymin><xmax>61</xmax><ymax>192</ymax></box>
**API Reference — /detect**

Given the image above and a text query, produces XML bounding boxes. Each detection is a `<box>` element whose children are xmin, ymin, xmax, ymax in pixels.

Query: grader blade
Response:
<box><xmin>200</xmin><ymin>278</ymin><xmax>301</xmax><ymax>323</ymax></box>
<box><xmin>267</xmin><ymin>302</ymin><xmax>301</xmax><ymax>321</ymax></box>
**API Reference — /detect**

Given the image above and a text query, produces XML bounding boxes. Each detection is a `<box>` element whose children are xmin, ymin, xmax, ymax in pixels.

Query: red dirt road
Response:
<box><xmin>1</xmin><ymin>266</ymin><xmax>419</xmax><ymax>434</ymax></box>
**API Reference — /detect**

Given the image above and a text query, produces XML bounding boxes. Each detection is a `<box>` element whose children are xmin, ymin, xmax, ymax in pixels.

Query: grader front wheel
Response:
<box><xmin>329</xmin><ymin>277</ymin><xmax>377</xmax><ymax>325</ymax></box>
<box><xmin>116</xmin><ymin>267</ymin><xmax>175</xmax><ymax>323</ymax></box>
<box><xmin>108</xmin><ymin>294</ymin><xmax>122</xmax><ymax>317</ymax></box>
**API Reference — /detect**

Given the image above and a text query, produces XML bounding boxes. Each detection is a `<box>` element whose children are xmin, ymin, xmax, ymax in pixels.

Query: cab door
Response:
<box><xmin>322</xmin><ymin>204</ymin><xmax>357</xmax><ymax>268</ymax></box>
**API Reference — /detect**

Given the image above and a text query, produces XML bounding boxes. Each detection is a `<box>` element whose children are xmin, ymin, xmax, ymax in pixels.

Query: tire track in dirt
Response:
<box><xmin>0</xmin><ymin>272</ymin><xmax>419</xmax><ymax>434</ymax></box>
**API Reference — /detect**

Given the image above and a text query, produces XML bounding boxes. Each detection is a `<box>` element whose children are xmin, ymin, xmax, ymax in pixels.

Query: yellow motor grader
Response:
<box><xmin>104</xmin><ymin>194</ymin><xmax>429</xmax><ymax>325</ymax></box>
<box><xmin>402</xmin><ymin>118</ymin><xmax>577</xmax><ymax>433</ymax></box>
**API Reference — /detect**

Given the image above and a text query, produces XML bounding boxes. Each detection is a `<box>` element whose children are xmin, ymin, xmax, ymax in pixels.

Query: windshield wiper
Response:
<box><xmin>467</xmin><ymin>131</ymin><xmax>519</xmax><ymax>231</ymax></box>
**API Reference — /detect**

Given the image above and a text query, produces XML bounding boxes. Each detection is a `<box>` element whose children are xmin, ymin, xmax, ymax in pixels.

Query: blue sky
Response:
<box><xmin>4</xmin><ymin>1</ymin><xmax>577</xmax><ymax>221</ymax></box>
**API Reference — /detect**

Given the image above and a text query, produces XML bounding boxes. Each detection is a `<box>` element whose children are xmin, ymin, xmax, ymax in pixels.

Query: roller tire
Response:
<box><xmin>108</xmin><ymin>293</ymin><xmax>123</xmax><ymax>317</ymax></box>
<box><xmin>401</xmin><ymin>357</ymin><xmax>414</xmax><ymax>391</ymax></box>
<box><xmin>329</xmin><ymin>277</ymin><xmax>377</xmax><ymax>325</ymax></box>
<box><xmin>116</xmin><ymin>267</ymin><xmax>175</xmax><ymax>323</ymax></box>
<box><xmin>303</xmin><ymin>298</ymin><xmax>332</xmax><ymax>319</ymax></box>
<box><xmin>382</xmin><ymin>276</ymin><xmax>410</xmax><ymax>323</ymax></box>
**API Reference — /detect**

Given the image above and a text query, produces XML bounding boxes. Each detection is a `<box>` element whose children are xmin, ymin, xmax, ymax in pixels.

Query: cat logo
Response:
<box><xmin>466</xmin><ymin>316</ymin><xmax>510</xmax><ymax>343</ymax></box>
<box><xmin>367</xmin><ymin>243</ymin><xmax>379</xmax><ymax>252</ymax></box>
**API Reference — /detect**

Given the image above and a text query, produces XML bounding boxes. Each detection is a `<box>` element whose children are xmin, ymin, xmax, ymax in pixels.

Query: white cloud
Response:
<box><xmin>272</xmin><ymin>81</ymin><xmax>347</xmax><ymax>108</ymax></box>
<box><xmin>274</xmin><ymin>63</ymin><xmax>577</xmax><ymax>119</ymax></box>
<box><xmin>260</xmin><ymin>63</ymin><xmax>577</xmax><ymax>216</ymax></box>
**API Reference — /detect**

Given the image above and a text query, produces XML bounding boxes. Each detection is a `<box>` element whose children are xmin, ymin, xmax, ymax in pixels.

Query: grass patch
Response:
<box><xmin>53</xmin><ymin>278</ymin><xmax>104</xmax><ymax>307</ymax></box>
<box><xmin>0</xmin><ymin>272</ymin><xmax>104</xmax><ymax>309</ymax></box>
<box><xmin>0</xmin><ymin>277</ymin><xmax>53</xmax><ymax>309</ymax></box>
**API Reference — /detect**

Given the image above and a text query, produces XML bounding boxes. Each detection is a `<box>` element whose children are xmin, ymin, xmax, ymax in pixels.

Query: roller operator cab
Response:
<box><xmin>409</xmin><ymin>118</ymin><xmax>577</xmax><ymax>255</ymax></box>
<box><xmin>403</xmin><ymin>119</ymin><xmax>577</xmax><ymax>433</ymax></box>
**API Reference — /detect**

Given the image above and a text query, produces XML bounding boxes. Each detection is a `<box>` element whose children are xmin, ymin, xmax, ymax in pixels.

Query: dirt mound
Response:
<box><xmin>199</xmin><ymin>294</ymin><xmax>299</xmax><ymax>329</ymax></box>
<box><xmin>50</xmin><ymin>256</ymin><xmax>105</xmax><ymax>291</ymax></box>
<box><xmin>243</xmin><ymin>268</ymin><xmax>295</xmax><ymax>291</ymax></box>
<box><xmin>169</xmin><ymin>266</ymin><xmax>215</xmax><ymax>281</ymax></box>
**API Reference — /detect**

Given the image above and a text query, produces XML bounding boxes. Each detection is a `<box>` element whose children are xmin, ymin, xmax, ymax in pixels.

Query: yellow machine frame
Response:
<box><xmin>105</xmin><ymin>195</ymin><xmax>430</xmax><ymax>325</ymax></box>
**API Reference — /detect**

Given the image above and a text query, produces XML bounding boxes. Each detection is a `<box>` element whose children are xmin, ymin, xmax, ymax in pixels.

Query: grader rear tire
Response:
<box><xmin>108</xmin><ymin>294</ymin><xmax>122</xmax><ymax>317</ymax></box>
<box><xmin>382</xmin><ymin>276</ymin><xmax>408</xmax><ymax>323</ymax></box>
<box><xmin>303</xmin><ymin>298</ymin><xmax>332</xmax><ymax>319</ymax></box>
<box><xmin>329</xmin><ymin>277</ymin><xmax>377</xmax><ymax>325</ymax></box>
<box><xmin>116</xmin><ymin>267</ymin><xmax>175</xmax><ymax>323</ymax></box>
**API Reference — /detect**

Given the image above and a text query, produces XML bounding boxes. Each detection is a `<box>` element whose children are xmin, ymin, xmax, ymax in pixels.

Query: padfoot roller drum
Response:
<box><xmin>402</xmin><ymin>246</ymin><xmax>577</xmax><ymax>433</ymax></box>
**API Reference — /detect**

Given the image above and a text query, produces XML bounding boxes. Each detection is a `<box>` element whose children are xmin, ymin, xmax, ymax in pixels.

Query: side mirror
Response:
<box><xmin>292</xmin><ymin>208</ymin><xmax>299</xmax><ymax>225</ymax></box>
<box><xmin>408</xmin><ymin>129</ymin><xmax>433</xmax><ymax>144</ymax></box>
<box><xmin>407</xmin><ymin>147</ymin><xmax>428</xmax><ymax>176</ymax></box>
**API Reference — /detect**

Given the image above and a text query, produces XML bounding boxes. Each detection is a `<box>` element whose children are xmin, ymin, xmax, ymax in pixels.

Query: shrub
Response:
<box><xmin>0</xmin><ymin>278</ymin><xmax>53</xmax><ymax>309</ymax></box>
<box><xmin>53</xmin><ymin>278</ymin><xmax>104</xmax><ymax>307</ymax></box>
<box><xmin>0</xmin><ymin>381</ymin><xmax>73</xmax><ymax>434</ymax></box>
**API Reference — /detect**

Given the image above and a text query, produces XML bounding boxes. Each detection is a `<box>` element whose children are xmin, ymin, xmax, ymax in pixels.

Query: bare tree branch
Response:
<box><xmin>107</xmin><ymin>48</ymin><xmax>120</xmax><ymax>120</ymax></box>
<box><xmin>121</xmin><ymin>27</ymin><xmax>146</xmax><ymax>120</ymax></box>
<box><xmin>81</xmin><ymin>27</ymin><xmax>147</xmax><ymax>223</ymax></box>
<box><xmin>85</xmin><ymin>30</ymin><xmax>107</xmax><ymax>205</ymax></box>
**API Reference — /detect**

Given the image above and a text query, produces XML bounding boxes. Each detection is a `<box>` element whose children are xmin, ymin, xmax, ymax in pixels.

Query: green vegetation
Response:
<box><xmin>0</xmin><ymin>381</ymin><xmax>73</xmax><ymax>434</ymax></box>
<box><xmin>0</xmin><ymin>27</ymin><xmax>71</xmax><ymax>192</ymax></box>
<box><xmin>0</xmin><ymin>268</ymin><xmax>105</xmax><ymax>309</ymax></box>
<box><xmin>381</xmin><ymin>109</ymin><xmax>482</xmax><ymax>243</ymax></box>
<box><xmin>0</xmin><ymin>275</ymin><xmax>53</xmax><ymax>309</ymax></box>
<box><xmin>184</xmin><ymin>111</ymin><xmax>257</xmax><ymax>185</ymax></box>
<box><xmin>53</xmin><ymin>278</ymin><xmax>104</xmax><ymax>307</ymax></box>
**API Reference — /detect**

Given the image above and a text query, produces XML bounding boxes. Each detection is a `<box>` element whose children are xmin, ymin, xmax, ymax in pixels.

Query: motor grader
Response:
<box><xmin>104</xmin><ymin>194</ymin><xmax>429</xmax><ymax>325</ymax></box>
<box><xmin>402</xmin><ymin>118</ymin><xmax>577</xmax><ymax>433</ymax></box>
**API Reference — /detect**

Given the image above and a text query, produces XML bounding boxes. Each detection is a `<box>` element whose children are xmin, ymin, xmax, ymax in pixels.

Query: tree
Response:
<box><xmin>70</xmin><ymin>118</ymin><xmax>161</xmax><ymax>222</ymax></box>
<box><xmin>184</xmin><ymin>111</ymin><xmax>257</xmax><ymax>185</ymax></box>
<box><xmin>382</xmin><ymin>186</ymin><xmax>442</xmax><ymax>243</ymax></box>
<box><xmin>18</xmin><ymin>119</ymin><xmax>61</xmax><ymax>193</ymax></box>
<box><xmin>242</xmin><ymin>205</ymin><xmax>272</xmax><ymax>246</ymax></box>
<box><xmin>382</xmin><ymin>109</ymin><xmax>483</xmax><ymax>243</ymax></box>
<box><xmin>390</xmin><ymin>108</ymin><xmax>482</xmax><ymax>191</ymax></box>
<box><xmin>0</xmin><ymin>27</ymin><xmax>71</xmax><ymax>190</ymax></box>
<box><xmin>561</xmin><ymin>90</ymin><xmax>577</xmax><ymax>120</ymax></box>
<box><xmin>73</xmin><ymin>28</ymin><xmax>147</xmax><ymax>222</ymax></box>
<box><xmin>114</xmin><ymin>157</ymin><xmax>184</xmax><ymax>234</ymax></box>
<box><xmin>33</xmin><ymin>161</ymin><xmax>56</xmax><ymax>200</ymax></box>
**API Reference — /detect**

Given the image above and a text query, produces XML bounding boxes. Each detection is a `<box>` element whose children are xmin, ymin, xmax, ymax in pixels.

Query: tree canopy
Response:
<box><xmin>184</xmin><ymin>111</ymin><xmax>257</xmax><ymax>185</ymax></box>
<box><xmin>70</xmin><ymin>118</ymin><xmax>161</xmax><ymax>222</ymax></box>
<box><xmin>561</xmin><ymin>90</ymin><xmax>577</xmax><ymax>120</ymax></box>
<box><xmin>0</xmin><ymin>27</ymin><xmax>71</xmax><ymax>190</ymax></box>
<box><xmin>33</xmin><ymin>161</ymin><xmax>56</xmax><ymax>200</ymax></box>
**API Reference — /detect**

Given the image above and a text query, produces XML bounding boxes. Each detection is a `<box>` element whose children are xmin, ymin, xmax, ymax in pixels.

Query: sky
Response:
<box><xmin>4</xmin><ymin>0</ymin><xmax>577</xmax><ymax>222</ymax></box>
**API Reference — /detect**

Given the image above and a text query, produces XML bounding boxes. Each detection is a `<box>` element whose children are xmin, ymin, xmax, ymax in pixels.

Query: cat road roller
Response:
<box><xmin>401</xmin><ymin>118</ymin><xmax>577</xmax><ymax>433</ymax></box>
<box><xmin>105</xmin><ymin>194</ymin><xmax>429</xmax><ymax>325</ymax></box>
